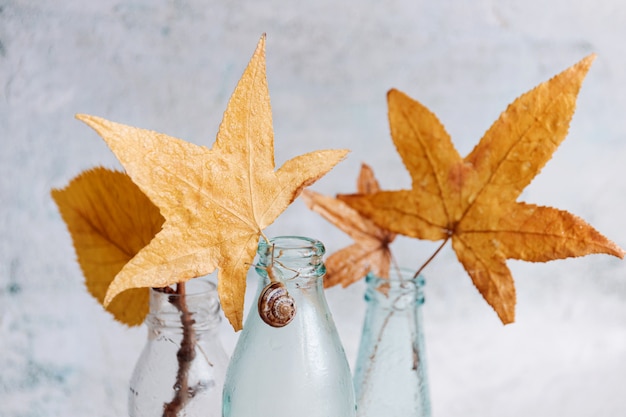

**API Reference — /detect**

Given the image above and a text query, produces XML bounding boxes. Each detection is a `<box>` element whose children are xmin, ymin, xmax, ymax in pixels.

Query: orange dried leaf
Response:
<box><xmin>340</xmin><ymin>55</ymin><xmax>624</xmax><ymax>324</ymax></box>
<box><xmin>302</xmin><ymin>164</ymin><xmax>396</xmax><ymax>288</ymax></box>
<box><xmin>51</xmin><ymin>167</ymin><xmax>164</xmax><ymax>326</ymax></box>
<box><xmin>76</xmin><ymin>36</ymin><xmax>348</xmax><ymax>331</ymax></box>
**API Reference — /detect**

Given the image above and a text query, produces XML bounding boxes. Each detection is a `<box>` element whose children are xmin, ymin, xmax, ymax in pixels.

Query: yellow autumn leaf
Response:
<box><xmin>302</xmin><ymin>163</ymin><xmax>396</xmax><ymax>287</ymax></box>
<box><xmin>76</xmin><ymin>35</ymin><xmax>348</xmax><ymax>331</ymax></box>
<box><xmin>51</xmin><ymin>167</ymin><xmax>164</xmax><ymax>326</ymax></box>
<box><xmin>340</xmin><ymin>55</ymin><xmax>624</xmax><ymax>324</ymax></box>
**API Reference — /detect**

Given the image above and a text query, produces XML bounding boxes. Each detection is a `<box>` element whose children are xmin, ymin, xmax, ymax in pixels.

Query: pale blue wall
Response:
<box><xmin>2</xmin><ymin>1</ymin><xmax>626</xmax><ymax>416</ymax></box>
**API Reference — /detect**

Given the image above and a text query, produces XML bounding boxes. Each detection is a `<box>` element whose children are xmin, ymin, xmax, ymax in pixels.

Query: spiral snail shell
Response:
<box><xmin>257</xmin><ymin>281</ymin><xmax>296</xmax><ymax>328</ymax></box>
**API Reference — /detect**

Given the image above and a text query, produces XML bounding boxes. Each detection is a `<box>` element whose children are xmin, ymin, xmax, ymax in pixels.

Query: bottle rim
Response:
<box><xmin>257</xmin><ymin>235</ymin><xmax>325</xmax><ymax>258</ymax></box>
<box><xmin>150</xmin><ymin>277</ymin><xmax>217</xmax><ymax>298</ymax></box>
<box><xmin>365</xmin><ymin>268</ymin><xmax>426</xmax><ymax>306</ymax></box>
<box><xmin>256</xmin><ymin>236</ymin><xmax>326</xmax><ymax>282</ymax></box>
<box><xmin>147</xmin><ymin>278</ymin><xmax>221</xmax><ymax>330</ymax></box>
<box><xmin>366</xmin><ymin>268</ymin><xmax>425</xmax><ymax>286</ymax></box>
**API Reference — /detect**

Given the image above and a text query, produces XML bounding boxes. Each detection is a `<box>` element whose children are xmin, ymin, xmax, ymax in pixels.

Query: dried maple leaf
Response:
<box><xmin>302</xmin><ymin>163</ymin><xmax>396</xmax><ymax>288</ymax></box>
<box><xmin>75</xmin><ymin>35</ymin><xmax>348</xmax><ymax>331</ymax></box>
<box><xmin>339</xmin><ymin>55</ymin><xmax>624</xmax><ymax>324</ymax></box>
<box><xmin>51</xmin><ymin>167</ymin><xmax>164</xmax><ymax>326</ymax></box>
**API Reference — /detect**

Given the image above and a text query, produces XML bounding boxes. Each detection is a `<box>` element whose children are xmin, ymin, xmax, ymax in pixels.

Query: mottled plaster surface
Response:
<box><xmin>1</xmin><ymin>1</ymin><xmax>626</xmax><ymax>416</ymax></box>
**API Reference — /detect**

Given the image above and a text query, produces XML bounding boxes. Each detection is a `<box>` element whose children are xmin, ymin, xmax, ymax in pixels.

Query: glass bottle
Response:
<box><xmin>353</xmin><ymin>270</ymin><xmax>431</xmax><ymax>417</ymax></box>
<box><xmin>222</xmin><ymin>236</ymin><xmax>356</xmax><ymax>417</ymax></box>
<box><xmin>129</xmin><ymin>279</ymin><xmax>229</xmax><ymax>417</ymax></box>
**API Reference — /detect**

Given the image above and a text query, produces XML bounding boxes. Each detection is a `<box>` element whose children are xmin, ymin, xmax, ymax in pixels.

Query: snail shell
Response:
<box><xmin>257</xmin><ymin>281</ymin><xmax>296</xmax><ymax>328</ymax></box>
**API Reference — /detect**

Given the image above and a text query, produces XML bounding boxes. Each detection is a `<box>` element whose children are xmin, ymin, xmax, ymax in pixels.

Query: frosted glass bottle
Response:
<box><xmin>129</xmin><ymin>279</ymin><xmax>229</xmax><ymax>417</ymax></box>
<box><xmin>222</xmin><ymin>236</ymin><xmax>356</xmax><ymax>417</ymax></box>
<box><xmin>353</xmin><ymin>270</ymin><xmax>431</xmax><ymax>417</ymax></box>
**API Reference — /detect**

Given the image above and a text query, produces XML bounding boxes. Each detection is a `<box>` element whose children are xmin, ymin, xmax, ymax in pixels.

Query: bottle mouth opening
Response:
<box><xmin>148</xmin><ymin>277</ymin><xmax>221</xmax><ymax>329</ymax></box>
<box><xmin>257</xmin><ymin>235</ymin><xmax>326</xmax><ymax>258</ymax></box>
<box><xmin>365</xmin><ymin>269</ymin><xmax>426</xmax><ymax>305</ymax></box>
<box><xmin>256</xmin><ymin>236</ymin><xmax>326</xmax><ymax>281</ymax></box>
<box><xmin>151</xmin><ymin>277</ymin><xmax>218</xmax><ymax>298</ymax></box>
<box><xmin>366</xmin><ymin>268</ymin><xmax>425</xmax><ymax>286</ymax></box>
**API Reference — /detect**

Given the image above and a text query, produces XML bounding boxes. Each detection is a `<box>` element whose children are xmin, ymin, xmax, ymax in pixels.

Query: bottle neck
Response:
<box><xmin>146</xmin><ymin>279</ymin><xmax>221</xmax><ymax>334</ymax></box>
<box><xmin>365</xmin><ymin>269</ymin><xmax>425</xmax><ymax>311</ymax></box>
<box><xmin>253</xmin><ymin>236</ymin><xmax>329</xmax><ymax>328</ymax></box>
<box><xmin>255</xmin><ymin>236</ymin><xmax>326</xmax><ymax>285</ymax></box>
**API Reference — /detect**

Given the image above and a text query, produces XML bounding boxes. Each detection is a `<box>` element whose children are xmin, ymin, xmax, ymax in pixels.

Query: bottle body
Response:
<box><xmin>222</xmin><ymin>236</ymin><xmax>356</xmax><ymax>417</ymax></box>
<box><xmin>129</xmin><ymin>279</ymin><xmax>229</xmax><ymax>417</ymax></box>
<box><xmin>353</xmin><ymin>270</ymin><xmax>431</xmax><ymax>417</ymax></box>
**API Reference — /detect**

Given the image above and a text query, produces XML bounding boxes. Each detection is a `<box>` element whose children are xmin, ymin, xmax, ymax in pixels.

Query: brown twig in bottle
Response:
<box><xmin>162</xmin><ymin>282</ymin><xmax>197</xmax><ymax>417</ymax></box>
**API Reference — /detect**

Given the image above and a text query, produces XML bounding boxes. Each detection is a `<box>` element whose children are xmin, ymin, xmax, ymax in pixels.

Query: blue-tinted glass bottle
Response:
<box><xmin>353</xmin><ymin>270</ymin><xmax>431</xmax><ymax>417</ymax></box>
<box><xmin>222</xmin><ymin>236</ymin><xmax>356</xmax><ymax>417</ymax></box>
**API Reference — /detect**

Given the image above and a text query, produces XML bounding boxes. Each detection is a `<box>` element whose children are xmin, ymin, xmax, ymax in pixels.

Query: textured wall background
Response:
<box><xmin>2</xmin><ymin>1</ymin><xmax>626</xmax><ymax>416</ymax></box>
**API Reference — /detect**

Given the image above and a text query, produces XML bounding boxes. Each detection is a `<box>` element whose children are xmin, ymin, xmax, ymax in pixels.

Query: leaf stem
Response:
<box><xmin>390</xmin><ymin>253</ymin><xmax>403</xmax><ymax>281</ymax></box>
<box><xmin>162</xmin><ymin>282</ymin><xmax>197</xmax><ymax>417</ymax></box>
<box><xmin>412</xmin><ymin>236</ymin><xmax>450</xmax><ymax>280</ymax></box>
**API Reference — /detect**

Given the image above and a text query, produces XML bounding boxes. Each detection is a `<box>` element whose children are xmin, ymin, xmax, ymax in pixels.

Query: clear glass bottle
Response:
<box><xmin>353</xmin><ymin>270</ymin><xmax>431</xmax><ymax>417</ymax></box>
<box><xmin>129</xmin><ymin>279</ymin><xmax>229</xmax><ymax>417</ymax></box>
<box><xmin>222</xmin><ymin>236</ymin><xmax>356</xmax><ymax>417</ymax></box>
